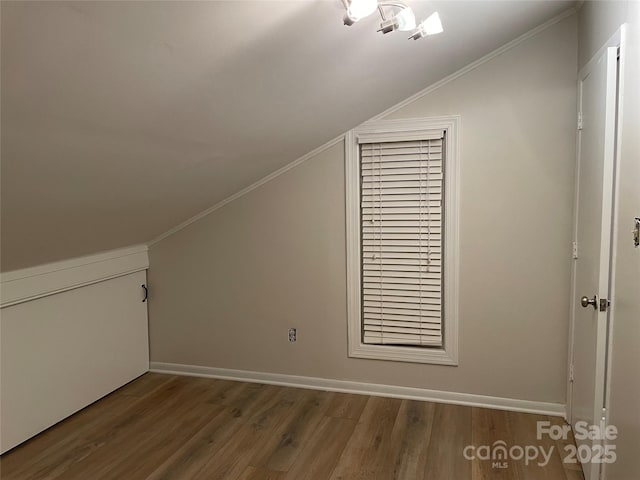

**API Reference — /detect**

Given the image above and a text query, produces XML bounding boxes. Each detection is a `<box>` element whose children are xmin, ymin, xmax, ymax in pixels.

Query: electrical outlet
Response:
<box><xmin>288</xmin><ymin>328</ymin><xmax>297</xmax><ymax>342</ymax></box>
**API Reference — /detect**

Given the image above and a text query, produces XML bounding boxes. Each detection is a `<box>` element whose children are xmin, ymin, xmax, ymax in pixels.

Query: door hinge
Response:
<box><xmin>572</xmin><ymin>241</ymin><xmax>578</xmax><ymax>259</ymax></box>
<box><xmin>577</xmin><ymin>111</ymin><xmax>583</xmax><ymax>130</ymax></box>
<box><xmin>569</xmin><ymin>364</ymin><xmax>574</xmax><ymax>383</ymax></box>
<box><xmin>599</xmin><ymin>298</ymin><xmax>610</xmax><ymax>312</ymax></box>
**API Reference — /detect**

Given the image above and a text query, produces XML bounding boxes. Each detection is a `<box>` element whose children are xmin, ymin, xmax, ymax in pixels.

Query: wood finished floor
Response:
<box><xmin>1</xmin><ymin>373</ymin><xmax>584</xmax><ymax>480</ymax></box>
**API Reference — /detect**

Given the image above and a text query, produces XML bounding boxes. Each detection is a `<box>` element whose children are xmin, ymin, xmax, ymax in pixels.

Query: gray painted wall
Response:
<box><xmin>148</xmin><ymin>16</ymin><xmax>577</xmax><ymax>404</ymax></box>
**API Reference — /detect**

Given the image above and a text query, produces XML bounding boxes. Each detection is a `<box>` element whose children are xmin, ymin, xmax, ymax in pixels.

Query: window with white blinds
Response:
<box><xmin>360</xmin><ymin>137</ymin><xmax>444</xmax><ymax>348</ymax></box>
<box><xmin>346</xmin><ymin>117</ymin><xmax>459</xmax><ymax>365</ymax></box>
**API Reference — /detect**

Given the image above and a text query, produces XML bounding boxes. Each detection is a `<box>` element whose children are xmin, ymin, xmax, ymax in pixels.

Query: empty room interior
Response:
<box><xmin>1</xmin><ymin>1</ymin><xmax>639</xmax><ymax>479</ymax></box>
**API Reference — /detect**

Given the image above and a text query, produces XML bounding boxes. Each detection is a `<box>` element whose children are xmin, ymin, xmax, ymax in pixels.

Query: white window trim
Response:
<box><xmin>345</xmin><ymin>116</ymin><xmax>460</xmax><ymax>365</ymax></box>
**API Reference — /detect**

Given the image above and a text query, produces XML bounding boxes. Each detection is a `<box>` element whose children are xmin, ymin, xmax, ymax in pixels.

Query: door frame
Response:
<box><xmin>601</xmin><ymin>23</ymin><xmax>627</xmax><ymax>480</ymax></box>
<box><xmin>566</xmin><ymin>25</ymin><xmax>626</xmax><ymax>480</ymax></box>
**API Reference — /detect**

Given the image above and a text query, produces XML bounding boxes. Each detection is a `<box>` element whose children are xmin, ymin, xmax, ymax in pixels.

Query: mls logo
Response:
<box><xmin>492</xmin><ymin>441</ymin><xmax>509</xmax><ymax>469</ymax></box>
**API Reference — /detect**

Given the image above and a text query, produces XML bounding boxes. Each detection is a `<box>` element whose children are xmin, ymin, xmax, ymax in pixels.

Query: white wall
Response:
<box><xmin>148</xmin><ymin>16</ymin><xmax>577</xmax><ymax>406</ymax></box>
<box><xmin>578</xmin><ymin>2</ymin><xmax>640</xmax><ymax>479</ymax></box>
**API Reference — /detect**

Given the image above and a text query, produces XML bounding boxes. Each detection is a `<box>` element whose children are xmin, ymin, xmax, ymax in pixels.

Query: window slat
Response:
<box><xmin>362</xmin><ymin>173</ymin><xmax>443</xmax><ymax>182</ymax></box>
<box><xmin>363</xmin><ymin>265</ymin><xmax>442</xmax><ymax>272</ymax></box>
<box><xmin>363</xmin><ymin>258</ymin><xmax>442</xmax><ymax>264</ymax></box>
<box><xmin>363</xmin><ymin>282</ymin><xmax>440</xmax><ymax>291</ymax></box>
<box><xmin>363</xmin><ymin>335</ymin><xmax>442</xmax><ymax>346</ymax></box>
<box><xmin>362</xmin><ymin>144</ymin><xmax>442</xmax><ymax>152</ymax></box>
<box><xmin>364</xmin><ymin>318</ymin><xmax>441</xmax><ymax>327</ymax></box>
<box><xmin>363</xmin><ymin>306</ymin><xmax>441</xmax><ymax>316</ymax></box>
<box><xmin>362</xmin><ymin>248</ymin><xmax>441</xmax><ymax>256</ymax></box>
<box><xmin>363</xmin><ymin>271</ymin><xmax>441</xmax><ymax>280</ymax></box>
<box><xmin>361</xmin><ymin>165</ymin><xmax>442</xmax><ymax>174</ymax></box>
<box><xmin>362</xmin><ymin>228</ymin><xmax>442</xmax><ymax>236</ymax></box>
<box><xmin>364</xmin><ymin>312</ymin><xmax>441</xmax><ymax>322</ymax></box>
<box><xmin>364</xmin><ymin>324</ymin><xmax>441</xmax><ymax>333</ymax></box>
<box><xmin>362</xmin><ymin>188</ymin><xmax>442</xmax><ymax>195</ymax></box>
<box><xmin>362</xmin><ymin>179</ymin><xmax>443</xmax><ymax>188</ymax></box>
<box><xmin>363</xmin><ymin>239</ymin><xmax>441</xmax><ymax>246</ymax></box>
<box><xmin>364</xmin><ymin>289</ymin><xmax>441</xmax><ymax>298</ymax></box>
<box><xmin>362</xmin><ymin>192</ymin><xmax>442</xmax><ymax>199</ymax></box>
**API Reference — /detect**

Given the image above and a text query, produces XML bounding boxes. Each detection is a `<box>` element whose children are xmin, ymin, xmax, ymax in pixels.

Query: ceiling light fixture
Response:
<box><xmin>342</xmin><ymin>0</ymin><xmax>442</xmax><ymax>40</ymax></box>
<box><xmin>343</xmin><ymin>0</ymin><xmax>379</xmax><ymax>26</ymax></box>
<box><xmin>409</xmin><ymin>12</ymin><xmax>443</xmax><ymax>40</ymax></box>
<box><xmin>394</xmin><ymin>7</ymin><xmax>416</xmax><ymax>32</ymax></box>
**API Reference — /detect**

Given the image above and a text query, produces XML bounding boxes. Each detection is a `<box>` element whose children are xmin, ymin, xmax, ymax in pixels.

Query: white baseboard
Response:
<box><xmin>149</xmin><ymin>362</ymin><xmax>566</xmax><ymax>418</ymax></box>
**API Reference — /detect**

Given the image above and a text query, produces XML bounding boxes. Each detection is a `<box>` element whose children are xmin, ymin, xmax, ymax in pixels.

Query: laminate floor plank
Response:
<box><xmin>329</xmin><ymin>396</ymin><xmax>403</xmax><ymax>479</ymax></box>
<box><xmin>283</xmin><ymin>416</ymin><xmax>358</xmax><ymax>480</ymax></box>
<box><xmin>115</xmin><ymin>372</ymin><xmax>175</xmax><ymax>398</ymax></box>
<box><xmin>325</xmin><ymin>393</ymin><xmax>369</xmax><ymax>421</ymax></box>
<box><xmin>251</xmin><ymin>389</ymin><xmax>335</xmax><ymax>472</ymax></box>
<box><xmin>471</xmin><ymin>407</ymin><xmax>517</xmax><ymax>480</ymax></box>
<box><xmin>505</xmin><ymin>411</ymin><xmax>570</xmax><ymax>480</ymax></box>
<box><xmin>0</xmin><ymin>374</ymin><xmax>585</xmax><ymax>480</ymax></box>
<box><xmin>424</xmin><ymin>403</ymin><xmax>473</xmax><ymax>480</ymax></box>
<box><xmin>205</xmin><ymin>379</ymin><xmax>265</xmax><ymax>408</ymax></box>
<box><xmin>385</xmin><ymin>399</ymin><xmax>436</xmax><ymax>480</ymax></box>
<box><xmin>186</xmin><ymin>386</ymin><xmax>309</xmax><ymax>480</ymax></box>
<box><xmin>145</xmin><ymin>385</ymin><xmax>286</xmax><ymax>480</ymax></box>
<box><xmin>90</xmin><ymin>401</ymin><xmax>226</xmax><ymax>480</ymax></box>
<box><xmin>237</xmin><ymin>466</ymin><xmax>286</xmax><ymax>480</ymax></box>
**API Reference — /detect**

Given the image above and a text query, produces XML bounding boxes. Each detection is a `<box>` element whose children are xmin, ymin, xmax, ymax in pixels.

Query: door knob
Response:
<box><xmin>580</xmin><ymin>295</ymin><xmax>598</xmax><ymax>309</ymax></box>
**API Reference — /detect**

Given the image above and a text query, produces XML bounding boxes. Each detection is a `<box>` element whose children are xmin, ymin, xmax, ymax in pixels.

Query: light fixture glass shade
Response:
<box><xmin>420</xmin><ymin>11</ymin><xmax>443</xmax><ymax>35</ymax></box>
<box><xmin>395</xmin><ymin>7</ymin><xmax>416</xmax><ymax>31</ymax></box>
<box><xmin>347</xmin><ymin>0</ymin><xmax>378</xmax><ymax>21</ymax></box>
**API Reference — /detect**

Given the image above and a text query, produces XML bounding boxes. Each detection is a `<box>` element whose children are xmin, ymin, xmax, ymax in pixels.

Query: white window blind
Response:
<box><xmin>360</xmin><ymin>136</ymin><xmax>444</xmax><ymax>347</ymax></box>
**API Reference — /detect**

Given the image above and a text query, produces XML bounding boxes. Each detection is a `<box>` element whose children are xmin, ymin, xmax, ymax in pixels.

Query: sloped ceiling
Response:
<box><xmin>1</xmin><ymin>0</ymin><xmax>574</xmax><ymax>271</ymax></box>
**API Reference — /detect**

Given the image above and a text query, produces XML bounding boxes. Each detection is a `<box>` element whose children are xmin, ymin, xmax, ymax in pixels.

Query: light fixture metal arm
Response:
<box><xmin>378</xmin><ymin>4</ymin><xmax>387</xmax><ymax>21</ymax></box>
<box><xmin>377</xmin><ymin>1</ymin><xmax>410</xmax><ymax>11</ymax></box>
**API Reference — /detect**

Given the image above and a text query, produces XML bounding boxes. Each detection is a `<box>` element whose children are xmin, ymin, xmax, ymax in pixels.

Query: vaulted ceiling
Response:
<box><xmin>1</xmin><ymin>0</ymin><xmax>574</xmax><ymax>271</ymax></box>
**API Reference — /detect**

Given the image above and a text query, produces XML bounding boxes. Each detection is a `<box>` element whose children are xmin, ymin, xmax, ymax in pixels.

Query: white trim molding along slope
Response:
<box><xmin>150</xmin><ymin>362</ymin><xmax>566</xmax><ymax>417</ymax></box>
<box><xmin>0</xmin><ymin>245</ymin><xmax>149</xmax><ymax>308</ymax></box>
<box><xmin>148</xmin><ymin>6</ymin><xmax>577</xmax><ymax>247</ymax></box>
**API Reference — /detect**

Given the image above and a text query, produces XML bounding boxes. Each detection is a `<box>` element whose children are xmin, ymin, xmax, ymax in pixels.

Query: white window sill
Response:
<box><xmin>349</xmin><ymin>341</ymin><xmax>458</xmax><ymax>366</ymax></box>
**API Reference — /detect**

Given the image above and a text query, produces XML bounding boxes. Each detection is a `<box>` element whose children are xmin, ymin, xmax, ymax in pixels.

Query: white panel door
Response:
<box><xmin>0</xmin><ymin>270</ymin><xmax>149</xmax><ymax>453</ymax></box>
<box><xmin>570</xmin><ymin>47</ymin><xmax>618</xmax><ymax>480</ymax></box>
